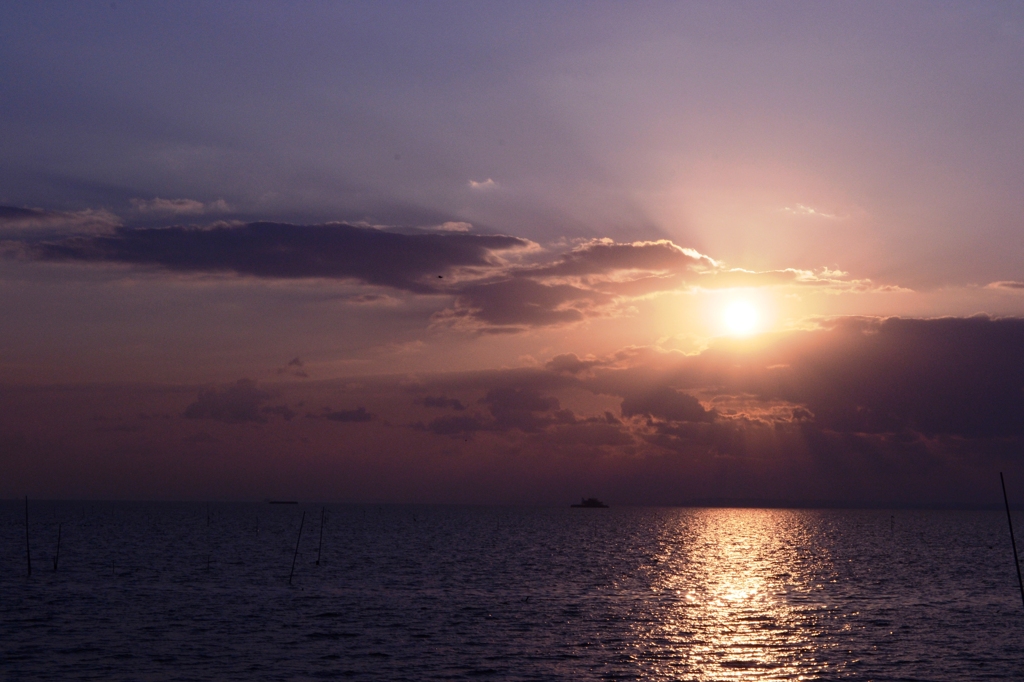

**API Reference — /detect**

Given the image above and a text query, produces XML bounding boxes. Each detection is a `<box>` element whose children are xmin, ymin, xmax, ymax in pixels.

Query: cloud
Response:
<box><xmin>410</xmin><ymin>375</ymin><xmax>582</xmax><ymax>435</ymax></box>
<box><xmin>421</xmin><ymin>395</ymin><xmax>466</xmax><ymax>410</ymax></box>
<box><xmin>409</xmin><ymin>315</ymin><xmax>1024</xmax><ymax>503</ymax></box>
<box><xmin>435</xmin><ymin>221</ymin><xmax>472</xmax><ymax>232</ymax></box>
<box><xmin>277</xmin><ymin>356</ymin><xmax>309</xmax><ymax>378</ymax></box>
<box><xmin>0</xmin><ymin>205</ymin><xmax>121</xmax><ymax>235</ymax></box>
<box><xmin>130</xmin><ymin>197</ymin><xmax>229</xmax><ymax>215</ymax></box>
<box><xmin>431</xmin><ymin>238</ymin><xmax>889</xmax><ymax>332</ymax></box>
<box><xmin>468</xmin><ymin>179</ymin><xmax>497</xmax><ymax>189</ymax></box>
<box><xmin>545</xmin><ymin>353</ymin><xmax>604</xmax><ymax>374</ymax></box>
<box><xmin>620</xmin><ymin>386</ymin><xmax>715</xmax><ymax>423</ymax></box>
<box><xmin>317</xmin><ymin>407</ymin><xmax>374</xmax><ymax>422</ymax></box>
<box><xmin>30</xmin><ymin>222</ymin><xmax>532</xmax><ymax>293</ymax></box>
<box><xmin>183</xmin><ymin>379</ymin><xmax>275</xmax><ymax>423</ymax></box>
<box><xmin>526</xmin><ymin>238</ymin><xmax>716</xmax><ymax>279</ymax></box>
<box><xmin>415</xmin><ymin>314</ymin><xmax>1024</xmax><ymax>458</ymax></box>
<box><xmin>424</xmin><ymin>414</ymin><xmax>486</xmax><ymax>435</ymax></box>
<box><xmin>782</xmin><ymin>203</ymin><xmax>842</xmax><ymax>219</ymax></box>
<box><xmin>8</xmin><ymin>315</ymin><xmax>1024</xmax><ymax>506</ymax></box>
<box><xmin>432</xmin><ymin>239</ymin><xmax>716</xmax><ymax>332</ymax></box>
<box><xmin>581</xmin><ymin>315</ymin><xmax>1024</xmax><ymax>440</ymax></box>
<box><xmin>14</xmin><ymin>218</ymin><xmax>890</xmax><ymax>331</ymax></box>
<box><xmin>764</xmin><ymin>315</ymin><xmax>1024</xmax><ymax>438</ymax></box>
<box><xmin>334</xmin><ymin>293</ymin><xmax>400</xmax><ymax>305</ymax></box>
<box><xmin>436</xmin><ymin>278</ymin><xmax>605</xmax><ymax>332</ymax></box>
<box><xmin>263</xmin><ymin>404</ymin><xmax>297</xmax><ymax>421</ymax></box>
<box><xmin>697</xmin><ymin>267</ymin><xmax>881</xmax><ymax>291</ymax></box>
<box><xmin>482</xmin><ymin>386</ymin><xmax>563</xmax><ymax>432</ymax></box>
<box><xmin>987</xmin><ymin>281</ymin><xmax>1024</xmax><ymax>290</ymax></box>
<box><xmin>184</xmin><ymin>432</ymin><xmax>219</xmax><ymax>444</ymax></box>
<box><xmin>479</xmin><ymin>385</ymin><xmax>599</xmax><ymax>433</ymax></box>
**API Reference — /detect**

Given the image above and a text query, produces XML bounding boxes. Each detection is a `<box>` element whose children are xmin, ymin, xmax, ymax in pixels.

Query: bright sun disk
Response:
<box><xmin>722</xmin><ymin>300</ymin><xmax>759</xmax><ymax>336</ymax></box>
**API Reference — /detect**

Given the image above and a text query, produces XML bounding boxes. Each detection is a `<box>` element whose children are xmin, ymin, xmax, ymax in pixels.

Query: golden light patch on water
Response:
<box><xmin>632</xmin><ymin>508</ymin><xmax>839</xmax><ymax>680</ymax></box>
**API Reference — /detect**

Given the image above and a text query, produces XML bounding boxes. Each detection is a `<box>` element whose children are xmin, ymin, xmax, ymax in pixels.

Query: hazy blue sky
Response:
<box><xmin>5</xmin><ymin>3</ymin><xmax>1024</xmax><ymax>279</ymax></box>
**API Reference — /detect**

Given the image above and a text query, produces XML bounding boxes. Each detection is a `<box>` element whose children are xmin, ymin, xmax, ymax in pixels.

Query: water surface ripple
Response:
<box><xmin>2</xmin><ymin>503</ymin><xmax>1022</xmax><ymax>680</ymax></box>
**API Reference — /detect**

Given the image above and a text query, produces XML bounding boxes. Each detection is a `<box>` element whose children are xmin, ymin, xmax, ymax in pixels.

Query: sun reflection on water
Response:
<box><xmin>630</xmin><ymin>508</ymin><xmax>840</xmax><ymax>680</ymax></box>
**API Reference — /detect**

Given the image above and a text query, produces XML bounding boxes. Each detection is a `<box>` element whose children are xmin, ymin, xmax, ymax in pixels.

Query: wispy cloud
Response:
<box><xmin>130</xmin><ymin>197</ymin><xmax>229</xmax><ymax>215</ymax></box>
<box><xmin>782</xmin><ymin>203</ymin><xmax>842</xmax><ymax>219</ymax></box>
<box><xmin>468</xmin><ymin>178</ymin><xmax>497</xmax><ymax>189</ymax></box>
<box><xmin>434</xmin><ymin>221</ymin><xmax>472</xmax><ymax>232</ymax></box>
<box><xmin>0</xmin><ymin>205</ymin><xmax>121</xmax><ymax>234</ymax></box>
<box><xmin>699</xmin><ymin>266</ymin><xmax>899</xmax><ymax>292</ymax></box>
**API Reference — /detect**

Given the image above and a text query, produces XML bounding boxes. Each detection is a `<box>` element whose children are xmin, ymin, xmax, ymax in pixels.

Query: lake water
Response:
<box><xmin>2</xmin><ymin>502</ymin><xmax>1023</xmax><ymax>680</ymax></box>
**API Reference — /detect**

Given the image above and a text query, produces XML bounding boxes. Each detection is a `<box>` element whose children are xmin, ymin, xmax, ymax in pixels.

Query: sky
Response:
<box><xmin>2</xmin><ymin>1</ymin><xmax>1024</xmax><ymax>505</ymax></box>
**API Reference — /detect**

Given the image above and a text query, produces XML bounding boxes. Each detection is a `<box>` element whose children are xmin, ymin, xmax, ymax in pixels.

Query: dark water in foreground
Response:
<box><xmin>2</xmin><ymin>503</ymin><xmax>1023</xmax><ymax>680</ymax></box>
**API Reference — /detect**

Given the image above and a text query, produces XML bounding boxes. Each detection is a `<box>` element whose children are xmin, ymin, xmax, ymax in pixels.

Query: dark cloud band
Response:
<box><xmin>31</xmin><ymin>222</ymin><xmax>530</xmax><ymax>293</ymax></box>
<box><xmin>16</xmin><ymin>219</ymin><xmax>890</xmax><ymax>331</ymax></box>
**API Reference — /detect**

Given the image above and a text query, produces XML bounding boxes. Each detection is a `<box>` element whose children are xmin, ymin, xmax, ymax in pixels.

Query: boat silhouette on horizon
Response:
<box><xmin>571</xmin><ymin>497</ymin><xmax>608</xmax><ymax>508</ymax></box>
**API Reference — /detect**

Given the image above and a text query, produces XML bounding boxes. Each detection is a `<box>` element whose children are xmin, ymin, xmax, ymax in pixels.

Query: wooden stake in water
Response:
<box><xmin>53</xmin><ymin>523</ymin><xmax>62</xmax><ymax>572</ymax></box>
<box><xmin>289</xmin><ymin>511</ymin><xmax>305</xmax><ymax>585</ymax></box>
<box><xmin>316</xmin><ymin>507</ymin><xmax>325</xmax><ymax>566</ymax></box>
<box><xmin>24</xmin><ymin>496</ymin><xmax>31</xmax><ymax>578</ymax></box>
<box><xmin>1000</xmin><ymin>472</ymin><xmax>1024</xmax><ymax>610</ymax></box>
<box><xmin>206</xmin><ymin>504</ymin><xmax>211</xmax><ymax>572</ymax></box>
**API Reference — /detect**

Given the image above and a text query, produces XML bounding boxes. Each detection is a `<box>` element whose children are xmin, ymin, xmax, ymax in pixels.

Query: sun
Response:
<box><xmin>722</xmin><ymin>300</ymin><xmax>759</xmax><ymax>336</ymax></box>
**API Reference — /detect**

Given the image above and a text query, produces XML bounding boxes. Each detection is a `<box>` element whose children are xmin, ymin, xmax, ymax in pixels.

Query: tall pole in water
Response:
<box><xmin>289</xmin><ymin>511</ymin><xmax>305</xmax><ymax>585</ymax></box>
<box><xmin>1000</xmin><ymin>472</ymin><xmax>1024</xmax><ymax>610</ymax></box>
<box><xmin>53</xmin><ymin>523</ymin><xmax>62</xmax><ymax>572</ymax></box>
<box><xmin>316</xmin><ymin>507</ymin><xmax>325</xmax><ymax>566</ymax></box>
<box><xmin>24</xmin><ymin>496</ymin><xmax>31</xmax><ymax>578</ymax></box>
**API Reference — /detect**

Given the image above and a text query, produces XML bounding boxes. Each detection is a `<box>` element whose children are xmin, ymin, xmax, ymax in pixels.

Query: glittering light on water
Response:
<box><xmin>630</xmin><ymin>509</ymin><xmax>839</xmax><ymax>680</ymax></box>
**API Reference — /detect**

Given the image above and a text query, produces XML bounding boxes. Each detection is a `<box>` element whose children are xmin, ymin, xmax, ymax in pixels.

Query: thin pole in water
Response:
<box><xmin>1000</xmin><ymin>472</ymin><xmax>1024</xmax><ymax>610</ymax></box>
<box><xmin>316</xmin><ymin>507</ymin><xmax>325</xmax><ymax>566</ymax></box>
<box><xmin>206</xmin><ymin>505</ymin><xmax>211</xmax><ymax>572</ymax></box>
<box><xmin>53</xmin><ymin>523</ymin><xmax>62</xmax><ymax>572</ymax></box>
<box><xmin>24</xmin><ymin>496</ymin><xmax>31</xmax><ymax>578</ymax></box>
<box><xmin>289</xmin><ymin>511</ymin><xmax>305</xmax><ymax>585</ymax></box>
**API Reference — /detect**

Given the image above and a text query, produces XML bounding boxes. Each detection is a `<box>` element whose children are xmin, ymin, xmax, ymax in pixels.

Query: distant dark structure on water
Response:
<box><xmin>571</xmin><ymin>498</ymin><xmax>608</xmax><ymax>508</ymax></box>
<box><xmin>268</xmin><ymin>500</ymin><xmax>298</xmax><ymax>505</ymax></box>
